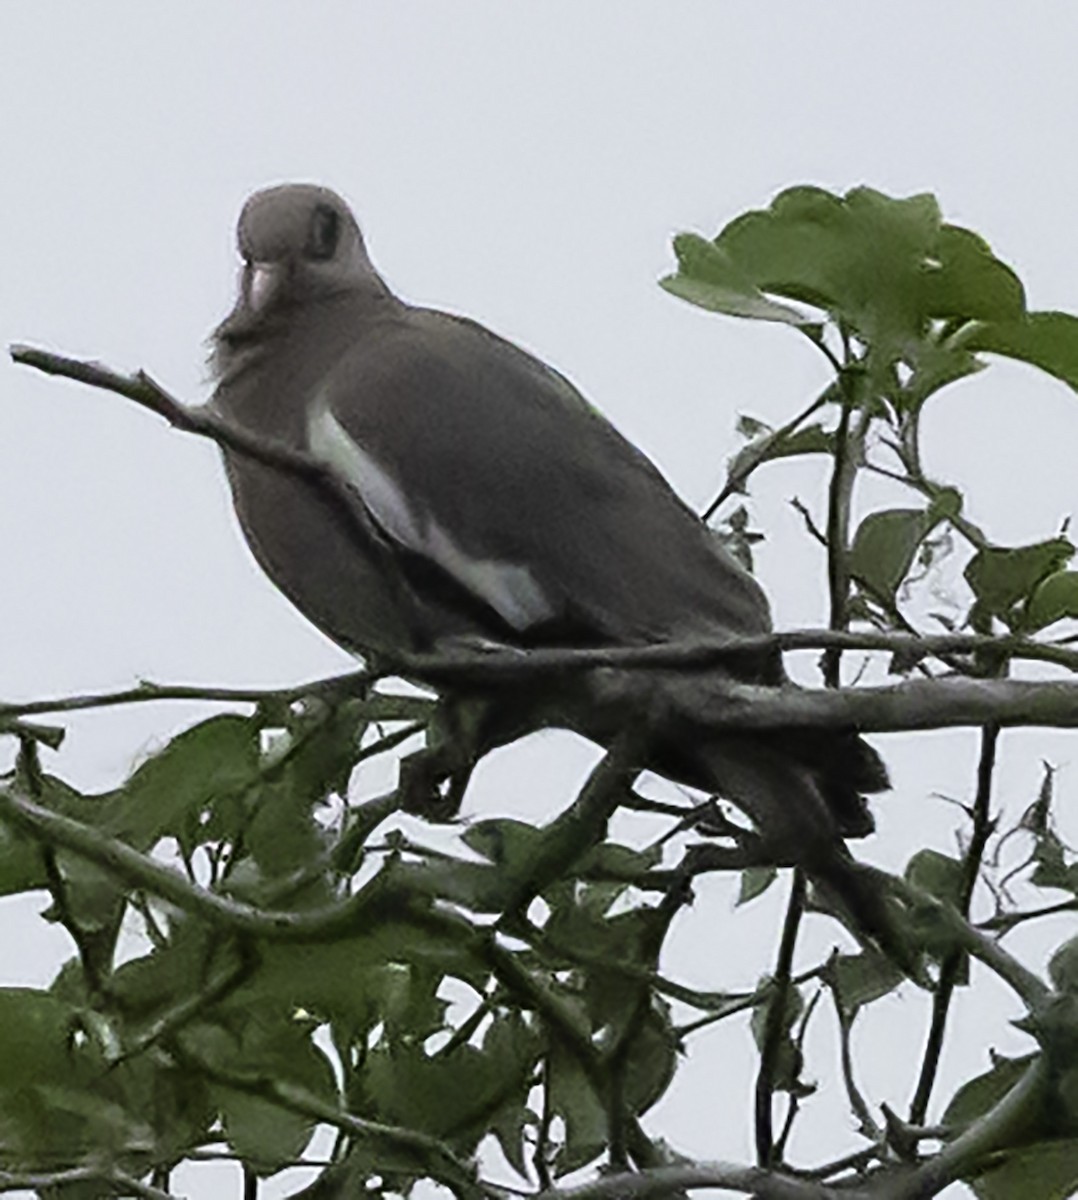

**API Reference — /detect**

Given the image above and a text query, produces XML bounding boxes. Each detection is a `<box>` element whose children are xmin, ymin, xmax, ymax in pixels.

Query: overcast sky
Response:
<box><xmin>3</xmin><ymin>6</ymin><xmax>1078</xmax><ymax>1198</ymax></box>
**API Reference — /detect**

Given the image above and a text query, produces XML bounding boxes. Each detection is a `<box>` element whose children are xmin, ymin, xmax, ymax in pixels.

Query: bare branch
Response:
<box><xmin>535</xmin><ymin>1161</ymin><xmax>864</xmax><ymax>1200</ymax></box>
<box><xmin>684</xmin><ymin>676</ymin><xmax>1078</xmax><ymax>735</ymax></box>
<box><xmin>0</xmin><ymin>1166</ymin><xmax>175</xmax><ymax>1199</ymax></box>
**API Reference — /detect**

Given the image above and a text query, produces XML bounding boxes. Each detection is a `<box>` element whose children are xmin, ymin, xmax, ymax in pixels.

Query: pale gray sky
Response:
<box><xmin>2</xmin><ymin>5</ymin><xmax>1077</xmax><ymax>1198</ymax></box>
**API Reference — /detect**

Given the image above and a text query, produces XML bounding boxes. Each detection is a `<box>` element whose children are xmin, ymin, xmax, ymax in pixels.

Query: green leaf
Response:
<box><xmin>923</xmin><ymin>224</ymin><xmax>1026</xmax><ymax>324</ymax></box>
<box><xmin>483</xmin><ymin>1012</ymin><xmax>543</xmax><ymax>1175</ymax></box>
<box><xmin>942</xmin><ymin>1053</ymin><xmax>1037</xmax><ymax>1130</ymax></box>
<box><xmin>750</xmin><ymin>980</ymin><xmax>806</xmax><ymax>1093</ymax></box>
<box><xmin>827</xmin><ymin>951</ymin><xmax>905</xmax><ymax>1019</ymax></box>
<box><xmin>905</xmin><ymin>848</ymin><xmax>965</xmax><ymax>908</ymax></box>
<box><xmin>0</xmin><ymin>988</ymin><xmax>100</xmax><ymax>1091</ymax></box>
<box><xmin>898</xmin><ymin>341</ymin><xmax>984</xmax><ymax>411</ymax></box>
<box><xmin>738</xmin><ymin>865</ymin><xmax>777</xmax><ymax>905</ymax></box>
<box><xmin>724</xmin><ymin>422</ymin><xmax>836</xmax><ymax>492</ymax></box>
<box><xmin>970</xmin><ymin>1140</ymin><xmax>1078</xmax><ymax>1200</ymax></box>
<box><xmin>234</xmin><ymin>927</ymin><xmax>481</xmax><ymax>1035</ymax></box>
<box><xmin>575</xmin><ymin>839</ymin><xmax>662</xmax><ymax>879</ymax></box>
<box><xmin>0</xmin><ymin>820</ymin><xmax>48</xmax><ymax>897</ymax></box>
<box><xmin>462</xmin><ymin>817</ymin><xmax>543</xmax><ymax>871</ymax></box>
<box><xmin>190</xmin><ymin>1015</ymin><xmax>339</xmax><ymax>1176</ymax></box>
<box><xmin>620</xmin><ymin>1001</ymin><xmax>680</xmax><ymax>1115</ymax></box>
<box><xmin>850</xmin><ymin>492</ymin><xmax>959</xmax><ymax>601</ymax></box>
<box><xmin>904</xmin><ymin>849</ymin><xmax>968</xmax><ymax>973</ymax></box>
<box><xmin>965</xmin><ymin>539</ymin><xmax>1075</xmax><ymax>629</ymax></box>
<box><xmin>666</xmin><ymin>187</ymin><xmax>1025</xmax><ymax>401</ymax></box>
<box><xmin>1026</xmin><ymin>572</ymin><xmax>1078</xmax><ymax>631</ymax></box>
<box><xmin>660</xmin><ymin>233</ymin><xmax>813</xmax><ymax>326</ymax></box>
<box><xmin>964</xmin><ymin>312</ymin><xmax>1078</xmax><ymax>394</ymax></box>
<box><xmin>714</xmin><ymin>186</ymin><xmax>941</xmax><ymax>345</ymax></box>
<box><xmin>548</xmin><ymin>1039</ymin><xmax>607</xmax><ymax>1175</ymax></box>
<box><xmin>106</xmin><ymin>714</ymin><xmax>260</xmax><ymax>852</ymax></box>
<box><xmin>1030</xmin><ymin>829</ymin><xmax>1078</xmax><ymax>895</ymax></box>
<box><xmin>1049</xmin><ymin>938</ymin><xmax>1078</xmax><ymax>994</ymax></box>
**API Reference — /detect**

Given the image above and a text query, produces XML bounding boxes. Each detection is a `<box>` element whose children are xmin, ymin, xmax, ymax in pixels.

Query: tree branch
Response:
<box><xmin>535</xmin><ymin>1160</ymin><xmax>864</xmax><ymax>1200</ymax></box>
<box><xmin>0</xmin><ymin>1167</ymin><xmax>175</xmax><ymax>1199</ymax></box>
<box><xmin>0</xmin><ymin>783</ymin><xmax>411</xmax><ymax>941</ymax></box>
<box><xmin>878</xmin><ymin>1059</ymin><xmax>1049</xmax><ymax>1200</ymax></box>
<box><xmin>684</xmin><ymin>676</ymin><xmax>1078</xmax><ymax>734</ymax></box>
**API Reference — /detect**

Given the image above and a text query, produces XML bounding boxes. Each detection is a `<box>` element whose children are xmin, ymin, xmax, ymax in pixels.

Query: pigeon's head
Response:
<box><xmin>232</xmin><ymin>184</ymin><xmax>379</xmax><ymax>313</ymax></box>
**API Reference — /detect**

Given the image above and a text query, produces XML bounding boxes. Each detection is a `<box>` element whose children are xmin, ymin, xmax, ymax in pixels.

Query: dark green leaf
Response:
<box><xmin>965</xmin><ymin>539</ymin><xmax>1075</xmax><ymax>628</ymax></box>
<box><xmin>737</xmin><ymin>866</ymin><xmax>777</xmax><ymax>905</ymax></box>
<box><xmin>923</xmin><ymin>225</ymin><xmax>1026</xmax><ymax>324</ymax></box>
<box><xmin>548</xmin><ymin>1039</ymin><xmax>607</xmax><ymax>1175</ymax></box>
<box><xmin>970</xmin><ymin>1140</ymin><xmax>1078</xmax><ymax>1200</ymax></box>
<box><xmin>827</xmin><ymin>952</ymin><xmax>905</xmax><ymax>1019</ymax></box>
<box><xmin>620</xmin><ymin>1001</ymin><xmax>680</xmax><ymax>1115</ymax></box>
<box><xmin>942</xmin><ymin>1053</ymin><xmax>1037</xmax><ymax>1130</ymax></box>
<box><xmin>575</xmin><ymin>840</ymin><xmax>662</xmax><ymax>879</ymax></box>
<box><xmin>1049</xmin><ymin>938</ymin><xmax>1078</xmax><ymax>994</ymax></box>
<box><xmin>750</xmin><ymin>981</ymin><xmax>805</xmax><ymax>1093</ymax></box>
<box><xmin>0</xmin><ymin>988</ymin><xmax>100</xmax><ymax>1091</ymax></box>
<box><xmin>355</xmin><ymin>1012</ymin><xmax>538</xmax><ymax>1155</ymax></box>
<box><xmin>964</xmin><ymin>312</ymin><xmax>1078</xmax><ymax>394</ymax></box>
<box><xmin>905</xmin><ymin>849</ymin><xmax>965</xmax><ymax>908</ymax></box>
<box><xmin>106</xmin><ymin>714</ymin><xmax>260</xmax><ymax>852</ymax></box>
<box><xmin>1030</xmin><ymin>830</ymin><xmax>1078</xmax><ymax>895</ymax></box>
<box><xmin>0</xmin><ymin>820</ymin><xmax>47</xmax><ymax>897</ymax></box>
<box><xmin>483</xmin><ymin>1011</ymin><xmax>542</xmax><ymax>1175</ymax></box>
<box><xmin>233</xmin><ymin>927</ymin><xmax>481</xmax><ymax>1035</ymax></box>
<box><xmin>850</xmin><ymin>496</ymin><xmax>957</xmax><ymax>601</ymax></box>
<box><xmin>190</xmin><ymin>1015</ymin><xmax>338</xmax><ymax>1175</ymax></box>
<box><xmin>462</xmin><ymin>817</ymin><xmax>543</xmax><ymax>870</ymax></box>
<box><xmin>1026</xmin><ymin>572</ymin><xmax>1078</xmax><ymax>631</ymax></box>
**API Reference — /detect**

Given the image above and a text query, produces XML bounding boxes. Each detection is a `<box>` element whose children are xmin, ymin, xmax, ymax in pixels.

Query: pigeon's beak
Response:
<box><xmin>246</xmin><ymin>261</ymin><xmax>281</xmax><ymax>312</ymax></box>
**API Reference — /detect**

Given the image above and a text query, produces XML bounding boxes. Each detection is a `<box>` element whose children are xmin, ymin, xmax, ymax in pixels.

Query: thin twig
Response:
<box><xmin>755</xmin><ymin>869</ymin><xmax>806</xmax><ymax>1166</ymax></box>
<box><xmin>979</xmin><ymin>897</ymin><xmax>1078</xmax><ymax>933</ymax></box>
<box><xmin>702</xmin><ymin>383</ymin><xmax>836</xmax><ymax>520</ymax></box>
<box><xmin>889</xmin><ymin>877</ymin><xmax>1049</xmax><ymax>1010</ymax></box>
<box><xmin>830</xmin><ymin>988</ymin><xmax>882</xmax><ymax>1142</ymax></box>
<box><xmin>676</xmin><ymin>965</ymin><xmax>829</xmax><ymax>1037</ymax></box>
<box><xmin>175</xmin><ymin>1050</ymin><xmax>486</xmax><ymax>1199</ymax></box>
<box><xmin>909</xmin><ymin>724</ymin><xmax>1000</xmax><ymax>1124</ymax></box>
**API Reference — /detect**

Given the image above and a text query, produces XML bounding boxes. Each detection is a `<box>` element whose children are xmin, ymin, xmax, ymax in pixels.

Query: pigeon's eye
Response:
<box><xmin>307</xmin><ymin>205</ymin><xmax>341</xmax><ymax>260</ymax></box>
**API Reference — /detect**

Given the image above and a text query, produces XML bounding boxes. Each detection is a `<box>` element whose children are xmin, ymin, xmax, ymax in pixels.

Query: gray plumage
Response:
<box><xmin>210</xmin><ymin>184</ymin><xmax>892</xmax><ymax>923</ymax></box>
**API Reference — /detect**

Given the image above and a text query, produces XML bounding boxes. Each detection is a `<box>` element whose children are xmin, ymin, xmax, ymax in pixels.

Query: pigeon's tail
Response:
<box><xmin>776</xmin><ymin>727</ymin><xmax>890</xmax><ymax>838</ymax></box>
<box><xmin>659</xmin><ymin>731</ymin><xmax>915</xmax><ymax>972</ymax></box>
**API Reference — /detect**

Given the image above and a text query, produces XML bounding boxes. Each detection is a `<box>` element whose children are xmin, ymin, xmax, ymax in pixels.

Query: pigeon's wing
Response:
<box><xmin>305</xmin><ymin>307</ymin><xmax>774</xmax><ymax>653</ymax></box>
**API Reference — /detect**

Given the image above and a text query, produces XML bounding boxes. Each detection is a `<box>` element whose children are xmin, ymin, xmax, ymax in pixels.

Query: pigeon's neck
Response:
<box><xmin>210</xmin><ymin>288</ymin><xmax>404</xmax><ymax>434</ymax></box>
<box><xmin>210</xmin><ymin>285</ymin><xmax>397</xmax><ymax>394</ymax></box>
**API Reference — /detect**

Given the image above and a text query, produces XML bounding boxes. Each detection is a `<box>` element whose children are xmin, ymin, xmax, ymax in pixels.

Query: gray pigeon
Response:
<box><xmin>210</xmin><ymin>184</ymin><xmax>893</xmax><ymax>937</ymax></box>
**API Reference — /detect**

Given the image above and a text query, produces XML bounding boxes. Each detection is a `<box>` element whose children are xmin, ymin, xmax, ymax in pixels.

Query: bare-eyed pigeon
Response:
<box><xmin>209</xmin><ymin>184</ymin><xmax>893</xmax><ymax>941</ymax></box>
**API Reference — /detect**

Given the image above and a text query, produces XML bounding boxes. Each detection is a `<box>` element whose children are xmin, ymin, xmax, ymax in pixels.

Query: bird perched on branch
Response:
<box><xmin>209</xmin><ymin>184</ymin><xmax>896</xmax><ymax>952</ymax></box>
